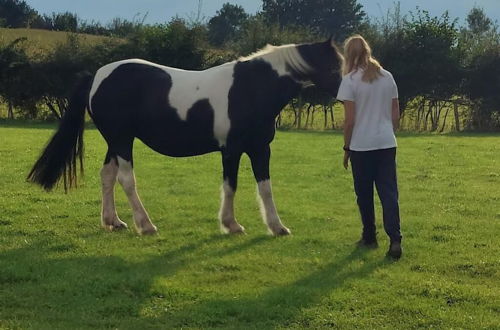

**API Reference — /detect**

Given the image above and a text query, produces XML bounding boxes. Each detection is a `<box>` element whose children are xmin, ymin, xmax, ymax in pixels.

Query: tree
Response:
<box><xmin>126</xmin><ymin>19</ymin><xmax>206</xmax><ymax>70</ymax></box>
<box><xmin>234</xmin><ymin>14</ymin><xmax>317</xmax><ymax>56</ymax></box>
<box><xmin>208</xmin><ymin>3</ymin><xmax>248</xmax><ymax>46</ymax></box>
<box><xmin>467</xmin><ymin>7</ymin><xmax>492</xmax><ymax>35</ymax></box>
<box><xmin>261</xmin><ymin>0</ymin><xmax>365</xmax><ymax>39</ymax></box>
<box><xmin>0</xmin><ymin>0</ymin><xmax>38</xmax><ymax>28</ymax></box>
<box><xmin>0</xmin><ymin>38</ymin><xmax>36</xmax><ymax>118</ymax></box>
<box><xmin>459</xmin><ymin>8</ymin><xmax>500</xmax><ymax>130</ymax></box>
<box><xmin>47</xmin><ymin>11</ymin><xmax>78</xmax><ymax>32</ymax></box>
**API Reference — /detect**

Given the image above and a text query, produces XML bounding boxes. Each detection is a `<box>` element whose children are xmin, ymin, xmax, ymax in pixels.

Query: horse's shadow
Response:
<box><xmin>1</xmin><ymin>234</ymin><xmax>388</xmax><ymax>328</ymax></box>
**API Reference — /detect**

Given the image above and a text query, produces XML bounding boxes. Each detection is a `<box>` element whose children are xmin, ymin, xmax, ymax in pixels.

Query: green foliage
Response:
<box><xmin>1</xmin><ymin>2</ymin><xmax>500</xmax><ymax>131</ymax></box>
<box><xmin>0</xmin><ymin>0</ymin><xmax>37</xmax><ymax>28</ymax></box>
<box><xmin>0</xmin><ymin>124</ymin><xmax>499</xmax><ymax>328</ymax></box>
<box><xmin>369</xmin><ymin>8</ymin><xmax>461</xmax><ymax>107</ymax></box>
<box><xmin>464</xmin><ymin>48</ymin><xmax>500</xmax><ymax>129</ymax></box>
<box><xmin>233</xmin><ymin>14</ymin><xmax>318</xmax><ymax>56</ymax></box>
<box><xmin>126</xmin><ymin>19</ymin><xmax>206</xmax><ymax>70</ymax></box>
<box><xmin>261</xmin><ymin>0</ymin><xmax>365</xmax><ymax>39</ymax></box>
<box><xmin>207</xmin><ymin>3</ymin><xmax>248</xmax><ymax>47</ymax></box>
<box><xmin>457</xmin><ymin>7</ymin><xmax>500</xmax><ymax>130</ymax></box>
<box><xmin>43</xmin><ymin>11</ymin><xmax>78</xmax><ymax>32</ymax></box>
<box><xmin>0</xmin><ymin>37</ymin><xmax>36</xmax><ymax>117</ymax></box>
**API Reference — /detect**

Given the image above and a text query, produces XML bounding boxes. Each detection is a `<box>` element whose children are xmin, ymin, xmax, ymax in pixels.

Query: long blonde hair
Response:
<box><xmin>342</xmin><ymin>35</ymin><xmax>382</xmax><ymax>83</ymax></box>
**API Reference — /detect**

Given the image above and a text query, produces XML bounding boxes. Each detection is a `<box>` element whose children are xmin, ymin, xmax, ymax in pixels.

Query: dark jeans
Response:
<box><xmin>350</xmin><ymin>148</ymin><xmax>401</xmax><ymax>243</ymax></box>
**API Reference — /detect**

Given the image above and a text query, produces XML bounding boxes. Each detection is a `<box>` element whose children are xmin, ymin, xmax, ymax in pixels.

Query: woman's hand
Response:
<box><xmin>343</xmin><ymin>151</ymin><xmax>350</xmax><ymax>169</ymax></box>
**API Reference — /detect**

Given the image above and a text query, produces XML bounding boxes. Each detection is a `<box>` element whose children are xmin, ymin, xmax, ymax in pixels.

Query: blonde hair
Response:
<box><xmin>342</xmin><ymin>35</ymin><xmax>382</xmax><ymax>83</ymax></box>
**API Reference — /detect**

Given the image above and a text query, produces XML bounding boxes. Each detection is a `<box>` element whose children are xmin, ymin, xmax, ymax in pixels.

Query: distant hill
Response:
<box><xmin>0</xmin><ymin>28</ymin><xmax>115</xmax><ymax>55</ymax></box>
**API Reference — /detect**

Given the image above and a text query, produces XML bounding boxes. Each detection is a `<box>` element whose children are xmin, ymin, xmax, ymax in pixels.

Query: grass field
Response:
<box><xmin>0</xmin><ymin>28</ymin><xmax>112</xmax><ymax>55</ymax></box>
<box><xmin>0</xmin><ymin>122</ymin><xmax>499</xmax><ymax>329</ymax></box>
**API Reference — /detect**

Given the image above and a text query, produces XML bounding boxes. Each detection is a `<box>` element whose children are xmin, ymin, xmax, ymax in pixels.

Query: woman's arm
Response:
<box><xmin>392</xmin><ymin>98</ymin><xmax>400</xmax><ymax>131</ymax></box>
<box><xmin>343</xmin><ymin>100</ymin><xmax>355</xmax><ymax>148</ymax></box>
<box><xmin>343</xmin><ymin>100</ymin><xmax>355</xmax><ymax>169</ymax></box>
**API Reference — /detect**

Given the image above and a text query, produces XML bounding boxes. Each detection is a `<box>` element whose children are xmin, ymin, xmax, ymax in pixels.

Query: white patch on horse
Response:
<box><xmin>218</xmin><ymin>179</ymin><xmax>244</xmax><ymax>233</ymax></box>
<box><xmin>100</xmin><ymin>160</ymin><xmax>127</xmax><ymax>230</ymax></box>
<box><xmin>167</xmin><ymin>63</ymin><xmax>235</xmax><ymax>147</ymax></box>
<box><xmin>116</xmin><ymin>156</ymin><xmax>157</xmax><ymax>235</ymax></box>
<box><xmin>257</xmin><ymin>179</ymin><xmax>291</xmax><ymax>235</ymax></box>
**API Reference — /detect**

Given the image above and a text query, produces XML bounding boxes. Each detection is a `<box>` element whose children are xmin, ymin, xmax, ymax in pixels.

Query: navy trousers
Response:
<box><xmin>350</xmin><ymin>147</ymin><xmax>402</xmax><ymax>243</ymax></box>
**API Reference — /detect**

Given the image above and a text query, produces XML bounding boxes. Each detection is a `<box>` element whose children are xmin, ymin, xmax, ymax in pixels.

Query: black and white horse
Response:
<box><xmin>28</xmin><ymin>39</ymin><xmax>343</xmax><ymax>236</ymax></box>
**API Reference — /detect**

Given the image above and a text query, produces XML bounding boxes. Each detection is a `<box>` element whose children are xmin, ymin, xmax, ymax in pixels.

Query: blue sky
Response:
<box><xmin>25</xmin><ymin>0</ymin><xmax>500</xmax><ymax>26</ymax></box>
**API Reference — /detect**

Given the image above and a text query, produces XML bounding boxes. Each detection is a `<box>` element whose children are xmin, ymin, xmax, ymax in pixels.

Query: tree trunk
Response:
<box><xmin>290</xmin><ymin>102</ymin><xmax>299</xmax><ymax>127</ymax></box>
<box><xmin>424</xmin><ymin>103</ymin><xmax>431</xmax><ymax>131</ymax></box>
<box><xmin>297</xmin><ymin>106</ymin><xmax>302</xmax><ymax>129</ymax></box>
<box><xmin>7</xmin><ymin>101</ymin><xmax>14</xmax><ymax>119</ymax></box>
<box><xmin>439</xmin><ymin>106</ymin><xmax>451</xmax><ymax>133</ymax></box>
<box><xmin>275</xmin><ymin>113</ymin><xmax>281</xmax><ymax>128</ymax></box>
<box><xmin>330</xmin><ymin>105</ymin><xmax>335</xmax><ymax>129</ymax></box>
<box><xmin>46</xmin><ymin>101</ymin><xmax>62</xmax><ymax>120</ymax></box>
<box><xmin>323</xmin><ymin>106</ymin><xmax>328</xmax><ymax>129</ymax></box>
<box><xmin>305</xmin><ymin>104</ymin><xmax>312</xmax><ymax>128</ymax></box>
<box><xmin>453</xmin><ymin>103</ymin><xmax>460</xmax><ymax>132</ymax></box>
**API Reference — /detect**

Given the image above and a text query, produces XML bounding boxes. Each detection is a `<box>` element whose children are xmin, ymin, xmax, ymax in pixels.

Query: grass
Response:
<box><xmin>0</xmin><ymin>122</ymin><xmax>499</xmax><ymax>329</ymax></box>
<box><xmin>0</xmin><ymin>28</ymin><xmax>113</xmax><ymax>55</ymax></box>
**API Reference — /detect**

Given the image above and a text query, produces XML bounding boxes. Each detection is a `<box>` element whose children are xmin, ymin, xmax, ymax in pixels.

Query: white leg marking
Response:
<box><xmin>100</xmin><ymin>161</ymin><xmax>127</xmax><ymax>230</ymax></box>
<box><xmin>218</xmin><ymin>180</ymin><xmax>244</xmax><ymax>234</ymax></box>
<box><xmin>117</xmin><ymin>157</ymin><xmax>157</xmax><ymax>235</ymax></box>
<box><xmin>257</xmin><ymin>180</ymin><xmax>291</xmax><ymax>236</ymax></box>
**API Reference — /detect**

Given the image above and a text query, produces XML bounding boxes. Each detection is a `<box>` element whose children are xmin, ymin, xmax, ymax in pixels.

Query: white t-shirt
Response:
<box><xmin>336</xmin><ymin>68</ymin><xmax>398</xmax><ymax>151</ymax></box>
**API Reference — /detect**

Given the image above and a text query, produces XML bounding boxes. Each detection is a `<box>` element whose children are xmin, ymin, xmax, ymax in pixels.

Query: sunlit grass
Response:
<box><xmin>0</xmin><ymin>122</ymin><xmax>498</xmax><ymax>328</ymax></box>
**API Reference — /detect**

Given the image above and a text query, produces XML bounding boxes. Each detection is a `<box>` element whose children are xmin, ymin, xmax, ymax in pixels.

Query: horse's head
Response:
<box><xmin>295</xmin><ymin>38</ymin><xmax>344</xmax><ymax>96</ymax></box>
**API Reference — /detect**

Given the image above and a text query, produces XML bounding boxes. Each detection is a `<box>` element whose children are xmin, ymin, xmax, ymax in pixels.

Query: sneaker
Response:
<box><xmin>387</xmin><ymin>241</ymin><xmax>402</xmax><ymax>259</ymax></box>
<box><xmin>356</xmin><ymin>237</ymin><xmax>378</xmax><ymax>249</ymax></box>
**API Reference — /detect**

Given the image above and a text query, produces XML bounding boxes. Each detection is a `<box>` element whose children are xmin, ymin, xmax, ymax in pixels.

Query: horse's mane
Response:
<box><xmin>238</xmin><ymin>43</ymin><xmax>311</xmax><ymax>75</ymax></box>
<box><xmin>238</xmin><ymin>44</ymin><xmax>296</xmax><ymax>61</ymax></box>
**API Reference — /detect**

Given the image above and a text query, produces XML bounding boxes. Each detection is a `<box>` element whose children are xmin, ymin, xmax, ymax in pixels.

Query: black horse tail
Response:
<box><xmin>27</xmin><ymin>73</ymin><xmax>94</xmax><ymax>191</ymax></box>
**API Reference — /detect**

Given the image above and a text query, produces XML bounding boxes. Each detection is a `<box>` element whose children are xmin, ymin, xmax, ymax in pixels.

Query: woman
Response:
<box><xmin>336</xmin><ymin>35</ymin><xmax>402</xmax><ymax>259</ymax></box>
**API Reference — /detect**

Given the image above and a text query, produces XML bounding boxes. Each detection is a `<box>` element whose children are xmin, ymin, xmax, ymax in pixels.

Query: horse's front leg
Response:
<box><xmin>219</xmin><ymin>151</ymin><xmax>245</xmax><ymax>234</ymax></box>
<box><xmin>248</xmin><ymin>145</ymin><xmax>291</xmax><ymax>236</ymax></box>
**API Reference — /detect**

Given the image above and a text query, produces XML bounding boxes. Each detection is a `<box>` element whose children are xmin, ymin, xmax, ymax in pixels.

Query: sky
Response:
<box><xmin>24</xmin><ymin>0</ymin><xmax>500</xmax><ymax>26</ymax></box>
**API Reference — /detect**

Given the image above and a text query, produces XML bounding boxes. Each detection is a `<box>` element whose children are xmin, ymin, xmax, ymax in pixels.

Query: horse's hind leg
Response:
<box><xmin>115</xmin><ymin>156</ymin><xmax>158</xmax><ymax>235</ymax></box>
<box><xmin>101</xmin><ymin>153</ymin><xmax>127</xmax><ymax>230</ymax></box>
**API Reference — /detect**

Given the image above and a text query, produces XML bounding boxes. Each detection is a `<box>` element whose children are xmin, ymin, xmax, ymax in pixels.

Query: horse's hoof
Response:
<box><xmin>112</xmin><ymin>222</ymin><xmax>128</xmax><ymax>230</ymax></box>
<box><xmin>222</xmin><ymin>223</ymin><xmax>246</xmax><ymax>234</ymax></box>
<box><xmin>272</xmin><ymin>226</ymin><xmax>291</xmax><ymax>236</ymax></box>
<box><xmin>139</xmin><ymin>225</ymin><xmax>158</xmax><ymax>235</ymax></box>
<box><xmin>103</xmin><ymin>219</ymin><xmax>128</xmax><ymax>231</ymax></box>
<box><xmin>229</xmin><ymin>227</ymin><xmax>246</xmax><ymax>235</ymax></box>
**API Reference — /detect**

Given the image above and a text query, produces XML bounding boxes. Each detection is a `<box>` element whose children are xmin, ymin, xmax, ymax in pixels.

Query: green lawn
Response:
<box><xmin>0</xmin><ymin>122</ymin><xmax>498</xmax><ymax>329</ymax></box>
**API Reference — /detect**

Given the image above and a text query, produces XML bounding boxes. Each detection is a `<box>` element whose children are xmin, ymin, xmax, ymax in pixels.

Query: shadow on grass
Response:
<box><xmin>1</xmin><ymin>233</ymin><xmax>389</xmax><ymax>328</ymax></box>
<box><xmin>157</xmin><ymin>246</ymin><xmax>389</xmax><ymax>328</ymax></box>
<box><xmin>0</xmin><ymin>234</ymin><xmax>270</xmax><ymax>327</ymax></box>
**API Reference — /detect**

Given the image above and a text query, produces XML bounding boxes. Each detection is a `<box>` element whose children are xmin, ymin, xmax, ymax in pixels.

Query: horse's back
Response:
<box><xmin>89</xmin><ymin>59</ymin><xmax>226</xmax><ymax>157</ymax></box>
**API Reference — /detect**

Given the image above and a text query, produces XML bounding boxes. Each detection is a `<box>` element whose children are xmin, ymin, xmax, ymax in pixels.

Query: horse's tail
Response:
<box><xmin>27</xmin><ymin>73</ymin><xmax>94</xmax><ymax>191</ymax></box>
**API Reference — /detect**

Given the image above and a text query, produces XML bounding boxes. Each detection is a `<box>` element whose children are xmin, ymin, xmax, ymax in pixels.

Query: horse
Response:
<box><xmin>27</xmin><ymin>38</ymin><xmax>343</xmax><ymax>236</ymax></box>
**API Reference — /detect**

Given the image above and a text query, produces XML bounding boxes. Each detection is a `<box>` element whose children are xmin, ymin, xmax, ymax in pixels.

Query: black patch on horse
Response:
<box><xmin>91</xmin><ymin>63</ymin><xmax>219</xmax><ymax>158</ymax></box>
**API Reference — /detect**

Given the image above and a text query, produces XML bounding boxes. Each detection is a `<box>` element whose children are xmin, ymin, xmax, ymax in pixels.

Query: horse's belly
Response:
<box><xmin>136</xmin><ymin>124</ymin><xmax>220</xmax><ymax>157</ymax></box>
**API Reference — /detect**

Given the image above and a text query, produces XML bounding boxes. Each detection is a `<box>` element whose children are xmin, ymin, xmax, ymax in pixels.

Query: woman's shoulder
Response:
<box><xmin>380</xmin><ymin>68</ymin><xmax>393</xmax><ymax>77</ymax></box>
